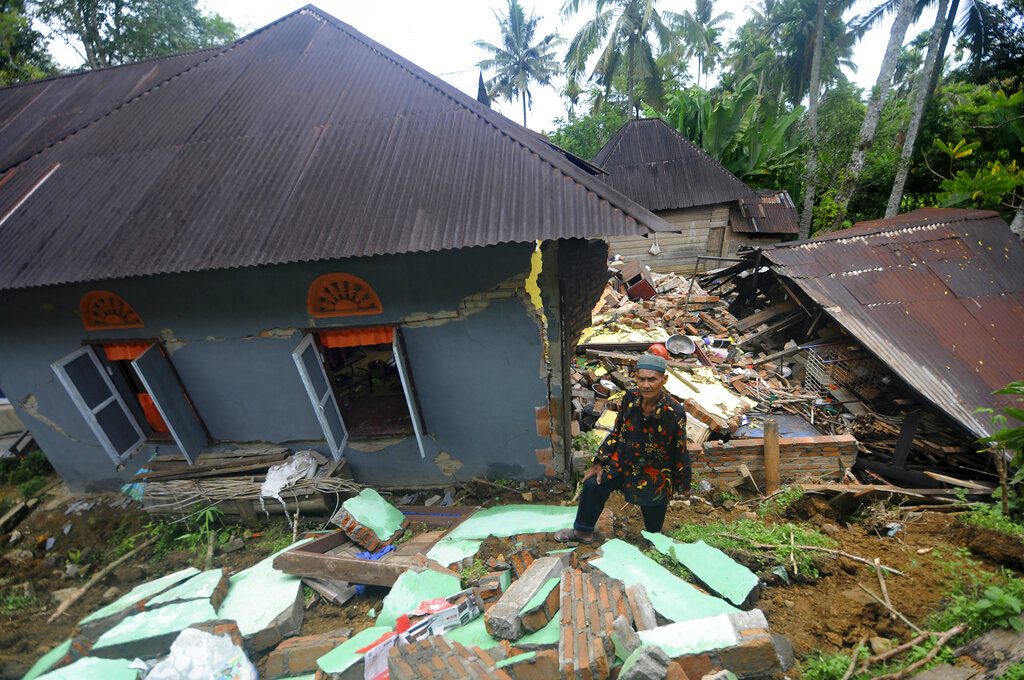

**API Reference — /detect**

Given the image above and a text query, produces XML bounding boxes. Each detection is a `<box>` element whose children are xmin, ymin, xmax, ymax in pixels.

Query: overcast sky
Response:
<box><xmin>44</xmin><ymin>0</ymin><xmax>939</xmax><ymax>133</ymax></box>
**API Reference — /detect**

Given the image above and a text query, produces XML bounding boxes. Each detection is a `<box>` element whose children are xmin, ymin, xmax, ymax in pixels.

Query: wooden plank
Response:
<box><xmin>763</xmin><ymin>419</ymin><xmax>780</xmax><ymax>495</ymax></box>
<box><xmin>731</xmin><ymin>301</ymin><xmax>797</xmax><ymax>333</ymax></box>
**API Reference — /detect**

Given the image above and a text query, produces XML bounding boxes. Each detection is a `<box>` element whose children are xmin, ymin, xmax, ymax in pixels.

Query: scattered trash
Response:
<box><xmin>146</xmin><ymin>628</ymin><xmax>257</xmax><ymax>680</ymax></box>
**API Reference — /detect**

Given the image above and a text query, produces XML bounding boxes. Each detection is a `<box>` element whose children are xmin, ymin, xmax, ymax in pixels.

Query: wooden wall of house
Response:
<box><xmin>723</xmin><ymin>230</ymin><xmax>789</xmax><ymax>257</ymax></box>
<box><xmin>605</xmin><ymin>203</ymin><xmax>731</xmax><ymax>274</ymax></box>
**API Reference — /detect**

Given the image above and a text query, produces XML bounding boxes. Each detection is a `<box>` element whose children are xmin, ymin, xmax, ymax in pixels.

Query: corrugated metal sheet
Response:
<box><xmin>0</xmin><ymin>48</ymin><xmax>220</xmax><ymax>171</ymax></box>
<box><xmin>591</xmin><ymin>118</ymin><xmax>754</xmax><ymax>211</ymax></box>
<box><xmin>732</xmin><ymin>190</ymin><xmax>799</xmax><ymax>234</ymax></box>
<box><xmin>0</xmin><ymin>6</ymin><xmax>671</xmax><ymax>291</ymax></box>
<box><xmin>762</xmin><ymin>209</ymin><xmax>1024</xmax><ymax>439</ymax></box>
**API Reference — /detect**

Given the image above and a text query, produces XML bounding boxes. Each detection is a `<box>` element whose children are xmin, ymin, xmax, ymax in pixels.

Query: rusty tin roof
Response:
<box><xmin>0</xmin><ymin>6</ymin><xmax>671</xmax><ymax>291</ymax></box>
<box><xmin>591</xmin><ymin>118</ymin><xmax>754</xmax><ymax>211</ymax></box>
<box><xmin>762</xmin><ymin>208</ymin><xmax>1024</xmax><ymax>439</ymax></box>
<box><xmin>731</xmin><ymin>190</ymin><xmax>800</xmax><ymax>234</ymax></box>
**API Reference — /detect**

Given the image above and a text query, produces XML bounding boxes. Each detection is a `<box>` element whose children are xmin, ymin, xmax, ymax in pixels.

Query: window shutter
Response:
<box><xmin>393</xmin><ymin>329</ymin><xmax>427</xmax><ymax>458</ymax></box>
<box><xmin>292</xmin><ymin>335</ymin><xmax>348</xmax><ymax>460</ymax></box>
<box><xmin>51</xmin><ymin>347</ymin><xmax>145</xmax><ymax>465</ymax></box>
<box><xmin>131</xmin><ymin>345</ymin><xmax>207</xmax><ymax>464</ymax></box>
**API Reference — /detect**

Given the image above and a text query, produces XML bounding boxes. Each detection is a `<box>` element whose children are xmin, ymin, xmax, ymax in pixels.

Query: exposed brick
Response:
<box><xmin>673</xmin><ymin>653</ymin><xmax>716</xmax><ymax>679</ymax></box>
<box><xmin>188</xmin><ymin>620</ymin><xmax>244</xmax><ymax>649</ymax></box>
<box><xmin>664</xmin><ymin>661</ymin><xmax>692</xmax><ymax>680</ymax></box>
<box><xmin>265</xmin><ymin>629</ymin><xmax>350</xmax><ymax>678</ymax></box>
<box><xmin>333</xmin><ymin>510</ymin><xmax>409</xmax><ymax>552</ymax></box>
<box><xmin>508</xmin><ymin>549</ymin><xmax>536</xmax><ymax>579</ymax></box>
<box><xmin>717</xmin><ymin>635</ymin><xmax>782</xmax><ymax>678</ymax></box>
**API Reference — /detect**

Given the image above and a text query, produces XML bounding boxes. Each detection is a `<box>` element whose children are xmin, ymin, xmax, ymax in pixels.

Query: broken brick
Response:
<box><xmin>265</xmin><ymin>629</ymin><xmax>351</xmax><ymax>678</ymax></box>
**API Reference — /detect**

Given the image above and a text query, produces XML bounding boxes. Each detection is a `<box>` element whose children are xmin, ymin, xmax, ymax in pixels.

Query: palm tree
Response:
<box><xmin>674</xmin><ymin>0</ymin><xmax>732</xmax><ymax>88</ymax></box>
<box><xmin>561</xmin><ymin>0</ymin><xmax>676</xmax><ymax>115</ymax></box>
<box><xmin>475</xmin><ymin>0</ymin><xmax>562</xmax><ymax>127</ymax></box>
<box><xmin>828</xmin><ymin>0</ymin><xmax>916</xmax><ymax>229</ymax></box>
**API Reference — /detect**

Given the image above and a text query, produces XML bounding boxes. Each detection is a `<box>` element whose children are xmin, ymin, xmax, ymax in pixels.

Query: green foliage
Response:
<box><xmin>459</xmin><ymin>558</ymin><xmax>488</xmax><ymax>585</ymax></box>
<box><xmin>801</xmin><ymin>635</ymin><xmax>955</xmax><ymax>679</ymax></box>
<box><xmin>662</xmin><ymin>74</ymin><xmax>804</xmax><ymax>187</ymax></box>
<box><xmin>758</xmin><ymin>485</ymin><xmax>805</xmax><ymax>517</ymax></box>
<box><xmin>142</xmin><ymin>520</ymin><xmax>183</xmax><ymax>562</ymax></box>
<box><xmin>0</xmin><ymin>450</ymin><xmax>53</xmax><ymax>499</ymax></box>
<box><xmin>572</xmin><ymin>429</ymin><xmax>606</xmax><ymax>455</ymax></box>
<box><xmin>176</xmin><ymin>505</ymin><xmax>229</xmax><ymax>557</ymax></box>
<box><xmin>475</xmin><ymin>0</ymin><xmax>561</xmax><ymax>127</ymax></box>
<box><xmin>643</xmin><ymin>547</ymin><xmax>694</xmax><ymax>581</ymax></box>
<box><xmin>0</xmin><ymin>589</ymin><xmax>38</xmax><ymax>614</ymax></box>
<box><xmin>961</xmin><ymin>502</ymin><xmax>1024</xmax><ymax>539</ymax></box>
<box><xmin>670</xmin><ymin>518</ymin><xmax>833</xmax><ymax>578</ymax></box>
<box><xmin>0</xmin><ymin>1</ymin><xmax>56</xmax><ymax>85</ymax></box>
<box><xmin>1003</xmin><ymin>661</ymin><xmax>1024</xmax><ymax>680</ymax></box>
<box><xmin>32</xmin><ymin>0</ymin><xmax>238</xmax><ymax>69</ymax></box>
<box><xmin>928</xmin><ymin>567</ymin><xmax>1024</xmax><ymax>640</ymax></box>
<box><xmin>976</xmin><ymin>381</ymin><xmax>1024</xmax><ymax>518</ymax></box>
<box><xmin>547</xmin><ymin>107</ymin><xmax>628</xmax><ymax>160</ymax></box>
<box><xmin>66</xmin><ymin>548</ymin><xmax>82</xmax><ymax>565</ymax></box>
<box><xmin>260</xmin><ymin>522</ymin><xmax>295</xmax><ymax>555</ymax></box>
<box><xmin>800</xmin><ymin>651</ymin><xmax>855</xmax><ymax>680</ymax></box>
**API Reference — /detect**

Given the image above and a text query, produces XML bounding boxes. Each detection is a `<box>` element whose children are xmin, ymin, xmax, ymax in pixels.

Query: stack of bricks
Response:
<box><xmin>387</xmin><ymin>636</ymin><xmax>511</xmax><ymax>680</ymax></box>
<box><xmin>332</xmin><ymin>510</ymin><xmax>409</xmax><ymax>552</ymax></box>
<box><xmin>558</xmin><ymin>569</ymin><xmax>635</xmax><ymax>680</ymax></box>
<box><xmin>688</xmin><ymin>434</ymin><xmax>858</xmax><ymax>485</ymax></box>
<box><xmin>265</xmin><ymin>629</ymin><xmax>351</xmax><ymax>679</ymax></box>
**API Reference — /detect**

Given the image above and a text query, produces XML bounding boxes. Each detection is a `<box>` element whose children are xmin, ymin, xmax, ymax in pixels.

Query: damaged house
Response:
<box><xmin>723</xmin><ymin>208</ymin><xmax>1024</xmax><ymax>487</ymax></box>
<box><xmin>592</xmin><ymin>118</ymin><xmax>799</xmax><ymax>273</ymax></box>
<box><xmin>0</xmin><ymin>6</ymin><xmax>671</xmax><ymax>492</ymax></box>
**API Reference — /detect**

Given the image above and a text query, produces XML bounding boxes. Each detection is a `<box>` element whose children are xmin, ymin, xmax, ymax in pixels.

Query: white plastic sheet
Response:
<box><xmin>145</xmin><ymin>628</ymin><xmax>256</xmax><ymax>680</ymax></box>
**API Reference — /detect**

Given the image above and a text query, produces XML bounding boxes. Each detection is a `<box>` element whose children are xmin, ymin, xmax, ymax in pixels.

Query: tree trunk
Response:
<box><xmin>885</xmin><ymin>0</ymin><xmax>950</xmax><ymax>217</ymax></box>
<box><xmin>1010</xmin><ymin>206</ymin><xmax>1024</xmax><ymax>239</ymax></box>
<box><xmin>798</xmin><ymin>0</ymin><xmax>826</xmax><ymax>240</ymax></box>
<box><xmin>829</xmin><ymin>0</ymin><xmax>916</xmax><ymax>230</ymax></box>
<box><xmin>521</xmin><ymin>91</ymin><xmax>527</xmax><ymax>128</ymax></box>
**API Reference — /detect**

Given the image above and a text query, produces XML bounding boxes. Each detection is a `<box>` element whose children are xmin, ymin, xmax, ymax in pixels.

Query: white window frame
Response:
<box><xmin>292</xmin><ymin>334</ymin><xmax>349</xmax><ymax>461</ymax></box>
<box><xmin>392</xmin><ymin>330</ymin><xmax>427</xmax><ymax>458</ymax></box>
<box><xmin>131</xmin><ymin>344</ymin><xmax>208</xmax><ymax>465</ymax></box>
<box><xmin>52</xmin><ymin>346</ymin><xmax>145</xmax><ymax>465</ymax></box>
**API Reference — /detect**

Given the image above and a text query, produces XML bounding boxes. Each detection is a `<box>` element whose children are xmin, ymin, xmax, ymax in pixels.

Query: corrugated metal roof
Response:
<box><xmin>762</xmin><ymin>208</ymin><xmax>1024</xmax><ymax>439</ymax></box>
<box><xmin>591</xmin><ymin>118</ymin><xmax>754</xmax><ymax>211</ymax></box>
<box><xmin>0</xmin><ymin>6</ymin><xmax>671</xmax><ymax>291</ymax></box>
<box><xmin>0</xmin><ymin>48</ymin><xmax>220</xmax><ymax>171</ymax></box>
<box><xmin>731</xmin><ymin>190</ymin><xmax>799</xmax><ymax>234</ymax></box>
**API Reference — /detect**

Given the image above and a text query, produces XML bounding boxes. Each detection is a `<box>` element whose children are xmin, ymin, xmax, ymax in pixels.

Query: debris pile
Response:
<box><xmin>570</xmin><ymin>260</ymin><xmax>995</xmax><ymax>500</ymax></box>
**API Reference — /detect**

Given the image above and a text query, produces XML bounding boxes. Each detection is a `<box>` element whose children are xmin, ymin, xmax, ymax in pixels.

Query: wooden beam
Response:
<box><xmin>731</xmin><ymin>301</ymin><xmax>797</xmax><ymax>333</ymax></box>
<box><xmin>763</xmin><ymin>418</ymin><xmax>780</xmax><ymax>495</ymax></box>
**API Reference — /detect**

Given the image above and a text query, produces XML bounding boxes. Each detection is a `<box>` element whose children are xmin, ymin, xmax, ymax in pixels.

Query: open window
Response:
<box><xmin>292</xmin><ymin>326</ymin><xmax>427</xmax><ymax>459</ymax></box>
<box><xmin>52</xmin><ymin>342</ymin><xmax>208</xmax><ymax>465</ymax></box>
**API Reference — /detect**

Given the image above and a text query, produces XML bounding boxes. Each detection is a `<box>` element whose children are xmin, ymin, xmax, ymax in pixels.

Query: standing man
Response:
<box><xmin>555</xmin><ymin>354</ymin><xmax>690</xmax><ymax>543</ymax></box>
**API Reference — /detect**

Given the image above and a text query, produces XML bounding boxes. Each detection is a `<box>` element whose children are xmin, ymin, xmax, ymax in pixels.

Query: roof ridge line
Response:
<box><xmin>645</xmin><ymin>118</ymin><xmax>754</xmax><ymax>196</ymax></box>
<box><xmin>0</xmin><ymin>8</ymin><xmax>310</xmax><ymax>175</ymax></box>
<box><xmin>306</xmin><ymin>7</ymin><xmax>666</xmax><ymax>234</ymax></box>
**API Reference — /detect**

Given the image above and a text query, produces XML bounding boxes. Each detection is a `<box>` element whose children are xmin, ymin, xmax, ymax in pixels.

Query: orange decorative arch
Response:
<box><xmin>307</xmin><ymin>273</ymin><xmax>383</xmax><ymax>318</ymax></box>
<box><xmin>80</xmin><ymin>291</ymin><xmax>144</xmax><ymax>331</ymax></box>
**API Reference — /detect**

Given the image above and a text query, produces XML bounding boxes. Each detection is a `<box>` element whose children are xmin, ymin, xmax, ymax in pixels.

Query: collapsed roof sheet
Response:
<box><xmin>591</xmin><ymin>118</ymin><xmax>754</xmax><ymax>211</ymax></box>
<box><xmin>731</xmin><ymin>190</ymin><xmax>800</xmax><ymax>234</ymax></box>
<box><xmin>0</xmin><ymin>6</ymin><xmax>669</xmax><ymax>291</ymax></box>
<box><xmin>762</xmin><ymin>208</ymin><xmax>1024</xmax><ymax>439</ymax></box>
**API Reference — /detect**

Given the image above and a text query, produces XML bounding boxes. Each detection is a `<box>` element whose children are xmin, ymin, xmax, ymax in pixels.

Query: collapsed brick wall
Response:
<box><xmin>688</xmin><ymin>434</ymin><xmax>858</xmax><ymax>485</ymax></box>
<box><xmin>556</xmin><ymin>239</ymin><xmax>611</xmax><ymax>359</ymax></box>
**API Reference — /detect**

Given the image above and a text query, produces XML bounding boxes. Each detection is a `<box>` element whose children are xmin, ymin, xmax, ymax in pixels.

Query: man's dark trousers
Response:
<box><xmin>573</xmin><ymin>475</ymin><xmax>668</xmax><ymax>534</ymax></box>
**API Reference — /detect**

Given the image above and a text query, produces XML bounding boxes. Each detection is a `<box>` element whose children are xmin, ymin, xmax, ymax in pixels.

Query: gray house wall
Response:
<box><xmin>0</xmin><ymin>243</ymin><xmax>564</xmax><ymax>491</ymax></box>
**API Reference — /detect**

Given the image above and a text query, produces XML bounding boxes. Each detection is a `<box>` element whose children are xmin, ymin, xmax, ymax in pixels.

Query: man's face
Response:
<box><xmin>635</xmin><ymin>369</ymin><xmax>666</xmax><ymax>400</ymax></box>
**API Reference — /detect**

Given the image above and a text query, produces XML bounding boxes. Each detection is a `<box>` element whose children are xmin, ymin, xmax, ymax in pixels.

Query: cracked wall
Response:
<box><xmin>0</xmin><ymin>243</ymin><xmax>555</xmax><ymax>491</ymax></box>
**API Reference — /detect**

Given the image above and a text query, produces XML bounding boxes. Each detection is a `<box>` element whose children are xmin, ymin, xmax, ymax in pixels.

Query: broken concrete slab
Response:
<box><xmin>145</xmin><ymin>568</ymin><xmax>229</xmax><ymax>610</ymax></box>
<box><xmin>218</xmin><ymin>541</ymin><xmax>309</xmax><ymax>652</ymax></box>
<box><xmin>22</xmin><ymin>639</ymin><xmax>73</xmax><ymax>680</ymax></box>
<box><xmin>485</xmin><ymin>556</ymin><xmax>567</xmax><ymax>640</ymax></box>
<box><xmin>376</xmin><ymin>560</ymin><xmax>462</xmax><ymax>629</ymax></box>
<box><xmin>590</xmin><ymin>540</ymin><xmax>739</xmax><ymax>623</ymax></box>
<box><xmin>643</xmin><ymin>532</ymin><xmax>759</xmax><ymax>606</ymax></box>
<box><xmin>332</xmin><ymin>488</ymin><xmax>408</xmax><ymax>551</ymax></box>
<box><xmin>638</xmin><ymin>610</ymin><xmax>789</xmax><ymax>678</ymax></box>
<box><xmin>625</xmin><ymin>583</ymin><xmax>657</xmax><ymax>631</ymax></box>
<box><xmin>34</xmin><ymin>656</ymin><xmax>139</xmax><ymax>679</ymax></box>
<box><xmin>78</xmin><ymin>566</ymin><xmax>200</xmax><ymax>639</ymax></box>
<box><xmin>266</xmin><ymin>628</ymin><xmax>351</xmax><ymax>678</ymax></box>
<box><xmin>612</xmin><ymin>614</ymin><xmax>642</xmax><ymax>660</ymax></box>
<box><xmin>519</xmin><ymin>577</ymin><xmax>560</xmax><ymax>633</ymax></box>
<box><xmin>619</xmin><ymin>645</ymin><xmax>672</xmax><ymax>680</ymax></box>
<box><xmin>315</xmin><ymin>626</ymin><xmax>392</xmax><ymax>679</ymax></box>
<box><xmin>427</xmin><ymin>505</ymin><xmax>576</xmax><ymax>569</ymax></box>
<box><xmin>91</xmin><ymin>597</ymin><xmax>218</xmax><ymax>659</ymax></box>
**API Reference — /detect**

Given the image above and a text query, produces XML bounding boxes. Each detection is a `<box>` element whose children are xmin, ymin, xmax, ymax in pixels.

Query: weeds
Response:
<box><xmin>572</xmin><ymin>431</ymin><xmax>605</xmax><ymax>455</ymax></box>
<box><xmin>801</xmin><ymin>635</ymin><xmax>955</xmax><ymax>680</ymax></box>
<box><xmin>928</xmin><ymin>567</ymin><xmax>1024</xmax><ymax>641</ymax></box>
<box><xmin>459</xmin><ymin>558</ymin><xmax>488</xmax><ymax>585</ymax></box>
<box><xmin>961</xmin><ymin>502</ymin><xmax>1024</xmax><ymax>539</ymax></box>
<box><xmin>801</xmin><ymin>651</ymin><xmax>855</xmax><ymax>680</ymax></box>
<box><xmin>0</xmin><ymin>451</ymin><xmax>53</xmax><ymax>499</ymax></box>
<box><xmin>643</xmin><ymin>548</ymin><xmax>694</xmax><ymax>581</ymax></box>
<box><xmin>177</xmin><ymin>505</ymin><xmax>230</xmax><ymax>557</ymax></box>
<box><xmin>670</xmin><ymin>519</ymin><xmax>834</xmax><ymax>578</ymax></box>
<box><xmin>0</xmin><ymin>590</ymin><xmax>38</xmax><ymax>614</ymax></box>
<box><xmin>1003</xmin><ymin>661</ymin><xmax>1024</xmax><ymax>680</ymax></box>
<box><xmin>261</xmin><ymin>522</ymin><xmax>295</xmax><ymax>554</ymax></box>
<box><xmin>758</xmin><ymin>485</ymin><xmax>805</xmax><ymax>517</ymax></box>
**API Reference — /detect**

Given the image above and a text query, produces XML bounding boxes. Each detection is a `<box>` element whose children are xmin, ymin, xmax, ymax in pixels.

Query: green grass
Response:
<box><xmin>459</xmin><ymin>558</ymin><xmax>488</xmax><ymax>585</ymax></box>
<box><xmin>1002</xmin><ymin>661</ymin><xmax>1024</xmax><ymax>680</ymax></box>
<box><xmin>927</xmin><ymin>568</ymin><xmax>1024</xmax><ymax>641</ymax></box>
<box><xmin>670</xmin><ymin>518</ymin><xmax>834</xmax><ymax>578</ymax></box>
<box><xmin>0</xmin><ymin>590</ymin><xmax>38</xmax><ymax>614</ymax></box>
<box><xmin>642</xmin><ymin>548</ymin><xmax>695</xmax><ymax>581</ymax></box>
<box><xmin>260</xmin><ymin>522</ymin><xmax>295</xmax><ymax>554</ymax></box>
<box><xmin>961</xmin><ymin>503</ymin><xmax>1024</xmax><ymax>539</ymax></box>
<box><xmin>800</xmin><ymin>636</ymin><xmax>955</xmax><ymax>680</ymax></box>
<box><xmin>758</xmin><ymin>485</ymin><xmax>805</xmax><ymax>517</ymax></box>
<box><xmin>0</xmin><ymin>450</ymin><xmax>53</xmax><ymax>499</ymax></box>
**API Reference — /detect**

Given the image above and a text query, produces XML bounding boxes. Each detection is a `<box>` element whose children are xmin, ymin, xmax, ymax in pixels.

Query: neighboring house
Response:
<box><xmin>592</xmin><ymin>118</ymin><xmax>798</xmax><ymax>273</ymax></box>
<box><xmin>0</xmin><ymin>6</ymin><xmax>668</xmax><ymax>492</ymax></box>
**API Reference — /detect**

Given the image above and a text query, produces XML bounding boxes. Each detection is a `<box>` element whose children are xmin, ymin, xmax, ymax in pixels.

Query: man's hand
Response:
<box><xmin>583</xmin><ymin>462</ymin><xmax>604</xmax><ymax>485</ymax></box>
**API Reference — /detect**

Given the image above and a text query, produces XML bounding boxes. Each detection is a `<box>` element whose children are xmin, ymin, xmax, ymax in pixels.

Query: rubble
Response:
<box><xmin>331</xmin><ymin>488</ymin><xmax>409</xmax><ymax>551</ymax></box>
<box><xmin>78</xmin><ymin>566</ymin><xmax>200</xmax><ymax>640</ymax></box>
<box><xmin>642</xmin><ymin>532</ymin><xmax>760</xmax><ymax>606</ymax></box>
<box><xmin>484</xmin><ymin>555</ymin><xmax>567</xmax><ymax>640</ymax></box>
<box><xmin>376</xmin><ymin>559</ymin><xmax>462</xmax><ymax>629</ymax></box>
<box><xmin>265</xmin><ymin>628</ymin><xmax>351</xmax><ymax>678</ymax></box>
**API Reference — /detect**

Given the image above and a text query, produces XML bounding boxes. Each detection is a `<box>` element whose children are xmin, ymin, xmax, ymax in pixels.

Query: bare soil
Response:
<box><xmin>0</xmin><ymin>477</ymin><xmax>1017</xmax><ymax>679</ymax></box>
